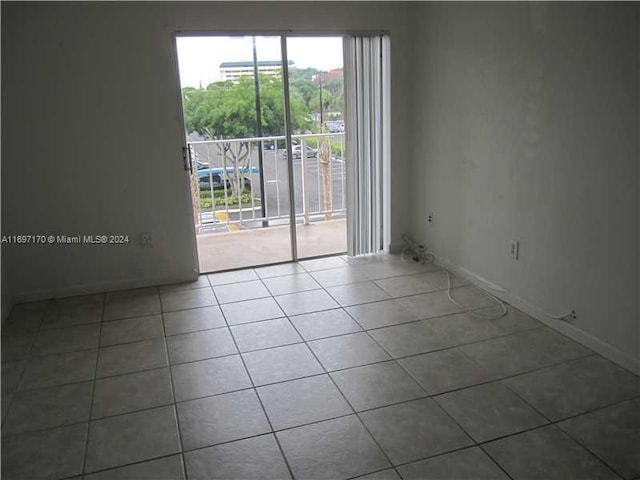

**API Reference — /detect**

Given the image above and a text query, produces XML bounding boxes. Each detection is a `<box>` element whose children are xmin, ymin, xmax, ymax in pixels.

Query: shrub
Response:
<box><xmin>200</xmin><ymin>193</ymin><xmax>260</xmax><ymax>209</ymax></box>
<box><xmin>302</xmin><ymin>137</ymin><xmax>344</xmax><ymax>157</ymax></box>
<box><xmin>199</xmin><ymin>188</ymin><xmax>251</xmax><ymax>199</ymax></box>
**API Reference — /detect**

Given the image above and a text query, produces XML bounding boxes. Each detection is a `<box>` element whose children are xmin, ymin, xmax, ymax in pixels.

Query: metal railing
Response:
<box><xmin>189</xmin><ymin>133</ymin><xmax>346</xmax><ymax>233</ymax></box>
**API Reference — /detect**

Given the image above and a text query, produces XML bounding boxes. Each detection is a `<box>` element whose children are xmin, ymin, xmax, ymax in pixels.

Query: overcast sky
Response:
<box><xmin>176</xmin><ymin>36</ymin><xmax>343</xmax><ymax>88</ymax></box>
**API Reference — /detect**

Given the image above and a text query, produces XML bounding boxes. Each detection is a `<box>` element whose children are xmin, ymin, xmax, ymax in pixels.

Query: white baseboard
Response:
<box><xmin>11</xmin><ymin>270</ymin><xmax>199</xmax><ymax>304</ymax></box>
<box><xmin>435</xmin><ymin>255</ymin><xmax>640</xmax><ymax>376</ymax></box>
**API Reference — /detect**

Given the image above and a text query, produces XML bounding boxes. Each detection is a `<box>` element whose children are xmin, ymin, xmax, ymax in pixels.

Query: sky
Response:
<box><xmin>176</xmin><ymin>36</ymin><xmax>343</xmax><ymax>88</ymax></box>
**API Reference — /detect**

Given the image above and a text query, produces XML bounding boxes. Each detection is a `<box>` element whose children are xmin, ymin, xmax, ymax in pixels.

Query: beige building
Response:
<box><xmin>219</xmin><ymin>60</ymin><xmax>293</xmax><ymax>81</ymax></box>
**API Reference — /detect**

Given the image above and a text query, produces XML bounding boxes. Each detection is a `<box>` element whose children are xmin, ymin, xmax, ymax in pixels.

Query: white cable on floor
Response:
<box><xmin>443</xmin><ymin>269</ymin><xmax>508</xmax><ymax>320</ymax></box>
<box><xmin>400</xmin><ymin>234</ymin><xmax>507</xmax><ymax>320</ymax></box>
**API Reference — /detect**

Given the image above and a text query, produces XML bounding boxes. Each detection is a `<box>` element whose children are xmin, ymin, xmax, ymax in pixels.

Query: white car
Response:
<box><xmin>325</xmin><ymin>121</ymin><xmax>345</xmax><ymax>133</ymax></box>
<box><xmin>292</xmin><ymin>145</ymin><xmax>318</xmax><ymax>159</ymax></box>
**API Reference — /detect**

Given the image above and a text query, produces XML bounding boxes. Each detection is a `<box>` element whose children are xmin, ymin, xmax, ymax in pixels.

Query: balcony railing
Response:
<box><xmin>188</xmin><ymin>133</ymin><xmax>346</xmax><ymax>233</ymax></box>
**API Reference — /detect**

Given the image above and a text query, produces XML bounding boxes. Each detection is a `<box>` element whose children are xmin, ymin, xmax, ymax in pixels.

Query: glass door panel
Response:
<box><xmin>176</xmin><ymin>35</ymin><xmax>293</xmax><ymax>272</ymax></box>
<box><xmin>285</xmin><ymin>36</ymin><xmax>347</xmax><ymax>260</ymax></box>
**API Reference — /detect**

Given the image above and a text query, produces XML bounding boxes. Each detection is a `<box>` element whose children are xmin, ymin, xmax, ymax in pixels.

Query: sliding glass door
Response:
<box><xmin>176</xmin><ymin>33</ymin><xmax>388</xmax><ymax>272</ymax></box>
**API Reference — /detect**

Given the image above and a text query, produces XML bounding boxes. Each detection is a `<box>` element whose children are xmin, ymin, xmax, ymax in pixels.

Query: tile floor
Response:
<box><xmin>1</xmin><ymin>254</ymin><xmax>639</xmax><ymax>480</ymax></box>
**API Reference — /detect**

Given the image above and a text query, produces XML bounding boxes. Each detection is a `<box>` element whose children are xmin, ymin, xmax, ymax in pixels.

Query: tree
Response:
<box><xmin>322</xmin><ymin>71</ymin><xmax>344</xmax><ymax>113</ymax></box>
<box><xmin>183</xmin><ymin>73</ymin><xmax>313</xmax><ymax>196</ymax></box>
<box><xmin>182</xmin><ymin>73</ymin><xmax>311</xmax><ymax>139</ymax></box>
<box><xmin>310</xmin><ymin>88</ymin><xmax>334</xmax><ymax>118</ymax></box>
<box><xmin>288</xmin><ymin>67</ymin><xmax>320</xmax><ymax>110</ymax></box>
<box><xmin>289</xmin><ymin>68</ymin><xmax>344</xmax><ymax>129</ymax></box>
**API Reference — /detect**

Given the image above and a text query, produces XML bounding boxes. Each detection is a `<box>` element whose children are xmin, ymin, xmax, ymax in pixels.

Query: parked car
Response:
<box><xmin>263</xmin><ymin>139</ymin><xmax>298</xmax><ymax>150</ymax></box>
<box><xmin>291</xmin><ymin>145</ymin><xmax>318</xmax><ymax>159</ymax></box>
<box><xmin>325</xmin><ymin>120</ymin><xmax>345</xmax><ymax>133</ymax></box>
<box><xmin>197</xmin><ymin>167</ymin><xmax>258</xmax><ymax>192</ymax></box>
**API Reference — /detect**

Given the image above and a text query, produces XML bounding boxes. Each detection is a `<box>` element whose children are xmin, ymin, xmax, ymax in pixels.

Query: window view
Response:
<box><xmin>176</xmin><ymin>36</ymin><xmax>346</xmax><ymax>272</ymax></box>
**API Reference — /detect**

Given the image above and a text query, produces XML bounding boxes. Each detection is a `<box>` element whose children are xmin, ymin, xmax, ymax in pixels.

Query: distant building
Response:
<box><xmin>219</xmin><ymin>60</ymin><xmax>294</xmax><ymax>82</ymax></box>
<box><xmin>313</xmin><ymin>68</ymin><xmax>343</xmax><ymax>84</ymax></box>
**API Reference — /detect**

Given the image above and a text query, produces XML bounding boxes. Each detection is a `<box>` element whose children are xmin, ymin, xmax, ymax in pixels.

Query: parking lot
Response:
<box><xmin>194</xmin><ymin>142</ymin><xmax>346</xmax><ymax>231</ymax></box>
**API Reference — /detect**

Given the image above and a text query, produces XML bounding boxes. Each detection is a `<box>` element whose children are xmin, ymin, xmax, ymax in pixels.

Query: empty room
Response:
<box><xmin>1</xmin><ymin>2</ymin><xmax>638</xmax><ymax>479</ymax></box>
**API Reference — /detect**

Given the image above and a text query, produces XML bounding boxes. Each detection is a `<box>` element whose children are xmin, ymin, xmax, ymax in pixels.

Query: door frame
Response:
<box><xmin>171</xmin><ymin>31</ymin><xmax>366</xmax><ymax>272</ymax></box>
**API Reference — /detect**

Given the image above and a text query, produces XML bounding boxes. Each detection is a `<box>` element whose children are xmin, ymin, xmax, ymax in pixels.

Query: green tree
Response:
<box><xmin>288</xmin><ymin>67</ymin><xmax>320</xmax><ymax>110</ymax></box>
<box><xmin>310</xmin><ymin>88</ymin><xmax>334</xmax><ymax>117</ymax></box>
<box><xmin>289</xmin><ymin>67</ymin><xmax>344</xmax><ymax>129</ymax></box>
<box><xmin>322</xmin><ymin>71</ymin><xmax>344</xmax><ymax>113</ymax></box>
<box><xmin>182</xmin><ymin>73</ymin><xmax>310</xmax><ymax>139</ymax></box>
<box><xmin>182</xmin><ymin>73</ymin><xmax>312</xmax><ymax>196</ymax></box>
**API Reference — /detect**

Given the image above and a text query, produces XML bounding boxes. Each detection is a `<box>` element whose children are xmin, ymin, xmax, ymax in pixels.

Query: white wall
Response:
<box><xmin>409</xmin><ymin>2</ymin><xmax>639</xmax><ymax>372</ymax></box>
<box><xmin>1</xmin><ymin>2</ymin><xmax>414</xmax><ymax>301</ymax></box>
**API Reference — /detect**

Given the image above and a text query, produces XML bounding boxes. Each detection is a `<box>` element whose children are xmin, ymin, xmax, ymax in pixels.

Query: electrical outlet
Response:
<box><xmin>509</xmin><ymin>240</ymin><xmax>519</xmax><ymax>259</ymax></box>
<box><xmin>427</xmin><ymin>212</ymin><xmax>434</xmax><ymax>223</ymax></box>
<box><xmin>569</xmin><ymin>309</ymin><xmax>577</xmax><ymax>320</ymax></box>
<box><xmin>139</xmin><ymin>232</ymin><xmax>153</xmax><ymax>247</ymax></box>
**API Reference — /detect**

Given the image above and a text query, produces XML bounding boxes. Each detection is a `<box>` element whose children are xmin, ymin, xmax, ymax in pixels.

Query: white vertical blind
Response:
<box><xmin>344</xmin><ymin>35</ymin><xmax>391</xmax><ymax>256</ymax></box>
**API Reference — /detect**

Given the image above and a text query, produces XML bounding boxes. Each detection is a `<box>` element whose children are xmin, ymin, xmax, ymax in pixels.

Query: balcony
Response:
<box><xmin>189</xmin><ymin>133</ymin><xmax>347</xmax><ymax>272</ymax></box>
